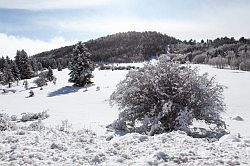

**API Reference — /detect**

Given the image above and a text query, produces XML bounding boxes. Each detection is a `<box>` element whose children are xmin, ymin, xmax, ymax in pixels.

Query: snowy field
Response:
<box><xmin>1</xmin><ymin>63</ymin><xmax>250</xmax><ymax>165</ymax></box>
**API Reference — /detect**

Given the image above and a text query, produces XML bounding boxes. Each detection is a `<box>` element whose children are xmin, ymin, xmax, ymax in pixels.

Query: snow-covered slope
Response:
<box><xmin>1</xmin><ymin>64</ymin><xmax>250</xmax><ymax>165</ymax></box>
<box><xmin>195</xmin><ymin>64</ymin><xmax>250</xmax><ymax>138</ymax></box>
<box><xmin>1</xmin><ymin>68</ymin><xmax>129</xmax><ymax>135</ymax></box>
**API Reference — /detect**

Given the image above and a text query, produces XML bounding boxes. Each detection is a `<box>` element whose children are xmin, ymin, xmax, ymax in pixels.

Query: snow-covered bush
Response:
<box><xmin>239</xmin><ymin>60</ymin><xmax>250</xmax><ymax>71</ymax></box>
<box><xmin>27</xmin><ymin>119</ymin><xmax>45</xmax><ymax>131</ymax></box>
<box><xmin>34</xmin><ymin>75</ymin><xmax>47</xmax><ymax>87</ymax></box>
<box><xmin>34</xmin><ymin>70</ymin><xmax>56</xmax><ymax>87</ymax></box>
<box><xmin>110</xmin><ymin>55</ymin><xmax>225</xmax><ymax>136</ymax></box>
<box><xmin>20</xmin><ymin>111</ymin><xmax>49</xmax><ymax>122</ymax></box>
<box><xmin>0</xmin><ymin>113</ymin><xmax>16</xmax><ymax>131</ymax></box>
<box><xmin>192</xmin><ymin>54</ymin><xmax>207</xmax><ymax>64</ymax></box>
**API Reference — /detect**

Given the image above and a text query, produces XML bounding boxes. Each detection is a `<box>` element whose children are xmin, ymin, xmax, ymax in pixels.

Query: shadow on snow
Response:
<box><xmin>47</xmin><ymin>86</ymin><xmax>86</xmax><ymax>97</ymax></box>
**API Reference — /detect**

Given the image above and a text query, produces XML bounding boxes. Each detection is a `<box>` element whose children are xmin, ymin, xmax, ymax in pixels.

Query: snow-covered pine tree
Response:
<box><xmin>14</xmin><ymin>50</ymin><xmax>21</xmax><ymax>70</ymax></box>
<box><xmin>47</xmin><ymin>66</ymin><xmax>54</xmax><ymax>81</ymax></box>
<box><xmin>31</xmin><ymin>58</ymin><xmax>39</xmax><ymax>76</ymax></box>
<box><xmin>11</xmin><ymin>61</ymin><xmax>21</xmax><ymax>82</ymax></box>
<box><xmin>37</xmin><ymin>62</ymin><xmax>43</xmax><ymax>71</ymax></box>
<box><xmin>0</xmin><ymin>71</ymin><xmax>5</xmax><ymax>85</ymax></box>
<box><xmin>51</xmin><ymin>59</ymin><xmax>57</xmax><ymax>69</ymax></box>
<box><xmin>0</xmin><ymin>57</ymin><xmax>5</xmax><ymax>71</ymax></box>
<box><xmin>18</xmin><ymin>50</ymin><xmax>34</xmax><ymax>79</ymax></box>
<box><xmin>3</xmin><ymin>61</ymin><xmax>15</xmax><ymax>87</ymax></box>
<box><xmin>68</xmin><ymin>42</ymin><xmax>95</xmax><ymax>87</ymax></box>
<box><xmin>57</xmin><ymin>61</ymin><xmax>62</xmax><ymax>71</ymax></box>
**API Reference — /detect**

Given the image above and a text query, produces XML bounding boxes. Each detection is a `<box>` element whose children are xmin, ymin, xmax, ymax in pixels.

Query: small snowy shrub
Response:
<box><xmin>20</xmin><ymin>111</ymin><xmax>49</xmax><ymax>122</ymax></box>
<box><xmin>110</xmin><ymin>55</ymin><xmax>225</xmax><ymax>135</ymax></box>
<box><xmin>192</xmin><ymin>54</ymin><xmax>207</xmax><ymax>64</ymax></box>
<box><xmin>0</xmin><ymin>113</ymin><xmax>16</xmax><ymax>131</ymax></box>
<box><xmin>239</xmin><ymin>60</ymin><xmax>250</xmax><ymax>71</ymax></box>
<box><xmin>34</xmin><ymin>76</ymin><xmax>47</xmax><ymax>87</ymax></box>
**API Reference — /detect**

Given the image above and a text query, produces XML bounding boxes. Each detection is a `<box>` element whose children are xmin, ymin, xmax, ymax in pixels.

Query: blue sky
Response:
<box><xmin>0</xmin><ymin>0</ymin><xmax>250</xmax><ymax>57</ymax></box>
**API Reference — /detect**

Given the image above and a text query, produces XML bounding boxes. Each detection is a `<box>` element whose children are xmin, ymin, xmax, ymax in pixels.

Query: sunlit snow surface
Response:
<box><xmin>0</xmin><ymin>63</ymin><xmax>250</xmax><ymax>165</ymax></box>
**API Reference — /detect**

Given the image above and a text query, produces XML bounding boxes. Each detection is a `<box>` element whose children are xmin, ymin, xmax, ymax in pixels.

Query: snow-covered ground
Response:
<box><xmin>1</xmin><ymin>63</ymin><xmax>250</xmax><ymax>165</ymax></box>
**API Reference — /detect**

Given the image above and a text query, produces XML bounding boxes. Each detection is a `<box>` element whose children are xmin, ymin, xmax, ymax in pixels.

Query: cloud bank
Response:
<box><xmin>0</xmin><ymin>33</ymin><xmax>75</xmax><ymax>58</ymax></box>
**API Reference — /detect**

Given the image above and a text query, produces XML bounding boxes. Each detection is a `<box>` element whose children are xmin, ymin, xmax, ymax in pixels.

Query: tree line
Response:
<box><xmin>0</xmin><ymin>50</ymin><xmax>63</xmax><ymax>87</ymax></box>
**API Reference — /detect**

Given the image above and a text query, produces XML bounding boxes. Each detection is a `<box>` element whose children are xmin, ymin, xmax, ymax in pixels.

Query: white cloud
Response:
<box><xmin>0</xmin><ymin>0</ymin><xmax>111</xmax><ymax>10</ymax></box>
<box><xmin>0</xmin><ymin>33</ymin><xmax>75</xmax><ymax>58</ymax></box>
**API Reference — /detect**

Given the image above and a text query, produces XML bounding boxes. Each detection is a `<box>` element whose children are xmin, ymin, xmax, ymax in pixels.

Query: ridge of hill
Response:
<box><xmin>33</xmin><ymin>31</ymin><xmax>180</xmax><ymax>63</ymax></box>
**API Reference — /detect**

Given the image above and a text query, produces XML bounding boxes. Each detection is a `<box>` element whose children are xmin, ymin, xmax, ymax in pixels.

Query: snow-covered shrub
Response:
<box><xmin>229</xmin><ymin>57</ymin><xmax>241</xmax><ymax>70</ymax></box>
<box><xmin>34</xmin><ymin>70</ymin><xmax>56</xmax><ymax>88</ymax></box>
<box><xmin>27</xmin><ymin>119</ymin><xmax>45</xmax><ymax>131</ymax></box>
<box><xmin>0</xmin><ymin>113</ymin><xmax>16</xmax><ymax>131</ymax></box>
<box><xmin>20</xmin><ymin>111</ymin><xmax>49</xmax><ymax>122</ymax></box>
<box><xmin>33</xmin><ymin>76</ymin><xmax>47</xmax><ymax>87</ymax></box>
<box><xmin>192</xmin><ymin>54</ymin><xmax>207</xmax><ymax>64</ymax></box>
<box><xmin>110</xmin><ymin>55</ymin><xmax>225</xmax><ymax>136</ymax></box>
<box><xmin>239</xmin><ymin>60</ymin><xmax>250</xmax><ymax>71</ymax></box>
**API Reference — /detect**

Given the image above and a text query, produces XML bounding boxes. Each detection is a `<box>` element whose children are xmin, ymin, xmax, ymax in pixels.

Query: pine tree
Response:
<box><xmin>11</xmin><ymin>61</ymin><xmax>21</xmax><ymax>80</ymax></box>
<box><xmin>68</xmin><ymin>42</ymin><xmax>95</xmax><ymax>87</ymax></box>
<box><xmin>18</xmin><ymin>50</ymin><xmax>34</xmax><ymax>79</ymax></box>
<box><xmin>14</xmin><ymin>50</ymin><xmax>21</xmax><ymax>70</ymax></box>
<box><xmin>31</xmin><ymin>58</ymin><xmax>39</xmax><ymax>75</ymax></box>
<box><xmin>3</xmin><ymin>61</ymin><xmax>15</xmax><ymax>87</ymax></box>
<box><xmin>51</xmin><ymin>59</ymin><xmax>57</xmax><ymax>69</ymax></box>
<box><xmin>47</xmin><ymin>66</ymin><xmax>54</xmax><ymax>81</ymax></box>
<box><xmin>38</xmin><ymin>62</ymin><xmax>43</xmax><ymax>71</ymax></box>
<box><xmin>0</xmin><ymin>71</ymin><xmax>5</xmax><ymax>85</ymax></box>
<box><xmin>57</xmin><ymin>62</ymin><xmax>62</xmax><ymax>71</ymax></box>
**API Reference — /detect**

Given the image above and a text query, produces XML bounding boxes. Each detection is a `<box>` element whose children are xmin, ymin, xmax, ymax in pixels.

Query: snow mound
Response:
<box><xmin>0</xmin><ymin>128</ymin><xmax>249</xmax><ymax>166</ymax></box>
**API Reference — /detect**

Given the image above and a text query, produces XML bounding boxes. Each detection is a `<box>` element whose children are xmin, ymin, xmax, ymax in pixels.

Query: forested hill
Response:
<box><xmin>33</xmin><ymin>31</ymin><xmax>180</xmax><ymax>63</ymax></box>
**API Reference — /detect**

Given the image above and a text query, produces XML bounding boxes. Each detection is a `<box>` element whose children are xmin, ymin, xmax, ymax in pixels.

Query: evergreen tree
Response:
<box><xmin>11</xmin><ymin>61</ymin><xmax>21</xmax><ymax>81</ymax></box>
<box><xmin>47</xmin><ymin>66</ymin><xmax>54</xmax><ymax>81</ymax></box>
<box><xmin>68</xmin><ymin>42</ymin><xmax>95</xmax><ymax>87</ymax></box>
<box><xmin>51</xmin><ymin>58</ymin><xmax>57</xmax><ymax>69</ymax></box>
<box><xmin>3</xmin><ymin>61</ymin><xmax>15</xmax><ymax>87</ymax></box>
<box><xmin>18</xmin><ymin>50</ymin><xmax>34</xmax><ymax>79</ymax></box>
<box><xmin>0</xmin><ymin>57</ymin><xmax>5</xmax><ymax>72</ymax></box>
<box><xmin>38</xmin><ymin>62</ymin><xmax>43</xmax><ymax>71</ymax></box>
<box><xmin>0</xmin><ymin>71</ymin><xmax>5</xmax><ymax>85</ymax></box>
<box><xmin>57</xmin><ymin>61</ymin><xmax>62</xmax><ymax>71</ymax></box>
<box><xmin>31</xmin><ymin>58</ymin><xmax>39</xmax><ymax>75</ymax></box>
<box><xmin>14</xmin><ymin>50</ymin><xmax>21</xmax><ymax>70</ymax></box>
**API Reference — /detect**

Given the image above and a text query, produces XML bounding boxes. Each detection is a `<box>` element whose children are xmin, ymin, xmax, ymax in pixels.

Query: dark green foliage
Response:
<box><xmin>57</xmin><ymin>62</ymin><xmax>62</xmax><ymax>71</ymax></box>
<box><xmin>47</xmin><ymin>67</ymin><xmax>54</xmax><ymax>81</ymax></box>
<box><xmin>15</xmin><ymin>50</ymin><xmax>34</xmax><ymax>79</ymax></box>
<box><xmin>33</xmin><ymin>31</ymin><xmax>180</xmax><ymax>63</ymax></box>
<box><xmin>3</xmin><ymin>61</ymin><xmax>15</xmax><ymax>85</ymax></box>
<box><xmin>11</xmin><ymin>61</ymin><xmax>21</xmax><ymax>81</ymax></box>
<box><xmin>68</xmin><ymin>42</ymin><xmax>95</xmax><ymax>87</ymax></box>
<box><xmin>37</xmin><ymin>62</ymin><xmax>43</xmax><ymax>71</ymax></box>
<box><xmin>31</xmin><ymin>58</ymin><xmax>39</xmax><ymax>75</ymax></box>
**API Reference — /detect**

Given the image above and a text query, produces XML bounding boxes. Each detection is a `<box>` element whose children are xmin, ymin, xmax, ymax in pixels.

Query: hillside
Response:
<box><xmin>33</xmin><ymin>31</ymin><xmax>180</xmax><ymax>64</ymax></box>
